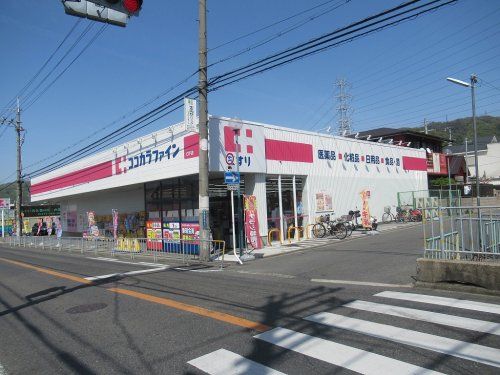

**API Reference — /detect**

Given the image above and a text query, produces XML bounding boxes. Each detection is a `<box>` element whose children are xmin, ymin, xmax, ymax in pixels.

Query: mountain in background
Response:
<box><xmin>409</xmin><ymin>115</ymin><xmax>499</xmax><ymax>145</ymax></box>
<box><xmin>0</xmin><ymin>181</ymin><xmax>31</xmax><ymax>204</ymax></box>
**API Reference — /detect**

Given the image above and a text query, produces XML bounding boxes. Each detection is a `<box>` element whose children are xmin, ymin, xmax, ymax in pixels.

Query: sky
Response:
<box><xmin>0</xmin><ymin>0</ymin><xmax>499</xmax><ymax>183</ymax></box>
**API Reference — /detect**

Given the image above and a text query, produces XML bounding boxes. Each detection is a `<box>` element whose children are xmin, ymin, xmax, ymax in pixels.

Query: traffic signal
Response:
<box><xmin>62</xmin><ymin>0</ymin><xmax>143</xmax><ymax>27</ymax></box>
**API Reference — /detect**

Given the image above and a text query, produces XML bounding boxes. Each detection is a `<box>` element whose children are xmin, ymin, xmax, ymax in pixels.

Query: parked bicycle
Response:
<box><xmin>345</xmin><ymin>209</ymin><xmax>378</xmax><ymax>231</ymax></box>
<box><xmin>382</xmin><ymin>206</ymin><xmax>422</xmax><ymax>223</ymax></box>
<box><xmin>313</xmin><ymin>213</ymin><xmax>348</xmax><ymax>240</ymax></box>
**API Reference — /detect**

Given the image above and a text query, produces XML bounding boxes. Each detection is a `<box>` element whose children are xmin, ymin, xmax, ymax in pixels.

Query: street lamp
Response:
<box><xmin>446</xmin><ymin>74</ymin><xmax>480</xmax><ymax>207</ymax></box>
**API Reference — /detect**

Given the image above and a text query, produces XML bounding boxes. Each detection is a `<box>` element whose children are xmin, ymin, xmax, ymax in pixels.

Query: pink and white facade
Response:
<box><xmin>31</xmin><ymin>116</ymin><xmax>428</xmax><ymax>243</ymax></box>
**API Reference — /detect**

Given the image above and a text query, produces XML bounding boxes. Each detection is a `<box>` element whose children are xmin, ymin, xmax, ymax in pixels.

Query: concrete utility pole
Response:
<box><xmin>198</xmin><ymin>0</ymin><xmax>210</xmax><ymax>261</ymax></box>
<box><xmin>15</xmin><ymin>99</ymin><xmax>23</xmax><ymax>236</ymax></box>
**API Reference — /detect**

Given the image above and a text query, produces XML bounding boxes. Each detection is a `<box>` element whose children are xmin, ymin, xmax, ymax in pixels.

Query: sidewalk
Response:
<box><xmin>221</xmin><ymin>221</ymin><xmax>421</xmax><ymax>262</ymax></box>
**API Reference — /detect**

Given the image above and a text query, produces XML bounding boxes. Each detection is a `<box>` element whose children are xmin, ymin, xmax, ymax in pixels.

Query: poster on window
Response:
<box><xmin>181</xmin><ymin>222</ymin><xmax>200</xmax><ymax>242</ymax></box>
<box><xmin>163</xmin><ymin>221</ymin><xmax>180</xmax><ymax>241</ymax></box>
<box><xmin>244</xmin><ymin>195</ymin><xmax>263</xmax><ymax>250</ymax></box>
<box><xmin>315</xmin><ymin>192</ymin><xmax>332</xmax><ymax>212</ymax></box>
<box><xmin>146</xmin><ymin>219</ymin><xmax>162</xmax><ymax>250</ymax></box>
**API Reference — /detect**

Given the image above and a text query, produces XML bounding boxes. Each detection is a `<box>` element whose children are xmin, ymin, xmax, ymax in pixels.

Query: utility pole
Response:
<box><xmin>198</xmin><ymin>0</ymin><xmax>210</xmax><ymax>261</ymax></box>
<box><xmin>15</xmin><ymin>99</ymin><xmax>23</xmax><ymax>237</ymax></box>
<box><xmin>424</xmin><ymin>118</ymin><xmax>428</xmax><ymax>134</ymax></box>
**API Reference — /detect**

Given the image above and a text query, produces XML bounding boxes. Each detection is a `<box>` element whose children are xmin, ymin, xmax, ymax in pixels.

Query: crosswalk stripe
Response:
<box><xmin>254</xmin><ymin>327</ymin><xmax>443</xmax><ymax>375</ymax></box>
<box><xmin>344</xmin><ymin>300</ymin><xmax>500</xmax><ymax>335</ymax></box>
<box><xmin>305</xmin><ymin>312</ymin><xmax>500</xmax><ymax>368</ymax></box>
<box><xmin>375</xmin><ymin>291</ymin><xmax>500</xmax><ymax>315</ymax></box>
<box><xmin>187</xmin><ymin>348</ymin><xmax>286</xmax><ymax>375</ymax></box>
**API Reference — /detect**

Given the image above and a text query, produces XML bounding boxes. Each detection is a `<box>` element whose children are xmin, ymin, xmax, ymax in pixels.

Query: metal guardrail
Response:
<box><xmin>422</xmin><ymin>205</ymin><xmax>500</xmax><ymax>261</ymax></box>
<box><xmin>0</xmin><ymin>236</ymin><xmax>226</xmax><ymax>267</ymax></box>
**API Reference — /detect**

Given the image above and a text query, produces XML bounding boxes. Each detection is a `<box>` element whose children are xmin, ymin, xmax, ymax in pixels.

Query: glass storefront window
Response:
<box><xmin>145</xmin><ymin>181</ymin><xmax>161</xmax><ymax>220</ymax></box>
<box><xmin>266</xmin><ymin>176</ymin><xmax>304</xmax><ymax>231</ymax></box>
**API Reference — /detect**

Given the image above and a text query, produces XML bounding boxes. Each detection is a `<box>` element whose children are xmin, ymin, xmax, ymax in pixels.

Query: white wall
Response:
<box><xmin>465</xmin><ymin>142</ymin><xmax>500</xmax><ymax>184</ymax></box>
<box><xmin>263</xmin><ymin>126</ymin><xmax>428</xmax><ymax>221</ymax></box>
<box><xmin>59</xmin><ymin>184</ymin><xmax>144</xmax><ymax>232</ymax></box>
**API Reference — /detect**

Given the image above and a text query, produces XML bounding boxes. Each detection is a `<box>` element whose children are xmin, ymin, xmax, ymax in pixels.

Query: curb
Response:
<box><xmin>414</xmin><ymin>281</ymin><xmax>500</xmax><ymax>297</ymax></box>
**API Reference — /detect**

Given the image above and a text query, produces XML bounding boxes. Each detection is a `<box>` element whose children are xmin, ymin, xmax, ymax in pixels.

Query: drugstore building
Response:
<box><xmin>31</xmin><ymin>116</ymin><xmax>428</xmax><ymax>247</ymax></box>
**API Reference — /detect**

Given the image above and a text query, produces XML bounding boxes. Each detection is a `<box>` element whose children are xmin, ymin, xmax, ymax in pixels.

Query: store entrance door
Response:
<box><xmin>209</xmin><ymin>178</ymin><xmax>245</xmax><ymax>249</ymax></box>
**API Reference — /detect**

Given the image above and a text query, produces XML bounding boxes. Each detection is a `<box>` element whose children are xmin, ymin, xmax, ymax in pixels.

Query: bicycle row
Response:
<box><xmin>312</xmin><ymin>210</ymin><xmax>378</xmax><ymax>240</ymax></box>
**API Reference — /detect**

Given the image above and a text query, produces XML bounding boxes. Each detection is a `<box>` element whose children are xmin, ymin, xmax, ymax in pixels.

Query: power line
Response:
<box><xmin>209</xmin><ymin>0</ymin><xmax>457</xmax><ymax>91</ymax></box>
<box><xmin>208</xmin><ymin>0</ymin><xmax>351</xmax><ymax>69</ymax></box>
<box><xmin>24</xmin><ymin>24</ymin><xmax>108</xmax><ymax>111</ymax></box>
<box><xmin>208</xmin><ymin>0</ymin><xmax>346</xmax><ymax>52</ymax></box>
<box><xmin>20</xmin><ymin>22</ymin><xmax>96</xmax><ymax>107</ymax></box>
<box><xmin>0</xmin><ymin>18</ymin><xmax>83</xmax><ymax>119</ymax></box>
<box><xmin>27</xmin><ymin>86</ymin><xmax>198</xmax><ymax>178</ymax></box>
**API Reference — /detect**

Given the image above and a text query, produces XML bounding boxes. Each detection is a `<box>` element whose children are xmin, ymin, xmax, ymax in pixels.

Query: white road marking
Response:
<box><xmin>172</xmin><ymin>267</ymin><xmax>222</xmax><ymax>273</ymax></box>
<box><xmin>238</xmin><ymin>270</ymin><xmax>296</xmax><ymax>279</ymax></box>
<box><xmin>188</xmin><ymin>348</ymin><xmax>286</xmax><ymax>375</ymax></box>
<box><xmin>85</xmin><ymin>266</ymin><xmax>168</xmax><ymax>281</ymax></box>
<box><xmin>344</xmin><ymin>300</ymin><xmax>500</xmax><ymax>335</ymax></box>
<box><xmin>311</xmin><ymin>279</ymin><xmax>412</xmax><ymax>288</ymax></box>
<box><xmin>87</xmin><ymin>257</ymin><xmax>168</xmax><ymax>268</ymax></box>
<box><xmin>375</xmin><ymin>291</ymin><xmax>500</xmax><ymax>315</ymax></box>
<box><xmin>254</xmin><ymin>327</ymin><xmax>443</xmax><ymax>375</ymax></box>
<box><xmin>305</xmin><ymin>312</ymin><xmax>500</xmax><ymax>368</ymax></box>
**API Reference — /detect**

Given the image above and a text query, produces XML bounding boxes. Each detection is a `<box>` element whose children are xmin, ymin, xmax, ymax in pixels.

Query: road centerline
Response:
<box><xmin>0</xmin><ymin>255</ymin><xmax>270</xmax><ymax>333</ymax></box>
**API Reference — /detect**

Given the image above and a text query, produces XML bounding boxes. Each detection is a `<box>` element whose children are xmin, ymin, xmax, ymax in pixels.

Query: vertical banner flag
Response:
<box><xmin>87</xmin><ymin>211</ymin><xmax>99</xmax><ymax>238</ymax></box>
<box><xmin>243</xmin><ymin>195</ymin><xmax>263</xmax><ymax>249</ymax></box>
<box><xmin>360</xmin><ymin>189</ymin><xmax>372</xmax><ymax>229</ymax></box>
<box><xmin>112</xmin><ymin>209</ymin><xmax>119</xmax><ymax>240</ymax></box>
<box><xmin>54</xmin><ymin>217</ymin><xmax>63</xmax><ymax>238</ymax></box>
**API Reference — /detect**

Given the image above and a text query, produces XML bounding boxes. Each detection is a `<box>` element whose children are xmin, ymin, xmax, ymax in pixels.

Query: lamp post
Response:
<box><xmin>446</xmin><ymin>75</ymin><xmax>480</xmax><ymax>207</ymax></box>
<box><xmin>447</xmin><ymin>74</ymin><xmax>482</xmax><ymax>250</ymax></box>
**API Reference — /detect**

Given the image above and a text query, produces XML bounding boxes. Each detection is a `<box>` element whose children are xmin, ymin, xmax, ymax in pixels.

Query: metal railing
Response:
<box><xmin>0</xmin><ymin>236</ymin><xmax>226</xmax><ymax>267</ymax></box>
<box><xmin>422</xmin><ymin>205</ymin><xmax>500</xmax><ymax>261</ymax></box>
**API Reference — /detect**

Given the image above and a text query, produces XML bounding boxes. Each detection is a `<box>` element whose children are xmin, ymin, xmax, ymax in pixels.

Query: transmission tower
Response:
<box><xmin>336</xmin><ymin>78</ymin><xmax>353</xmax><ymax>136</ymax></box>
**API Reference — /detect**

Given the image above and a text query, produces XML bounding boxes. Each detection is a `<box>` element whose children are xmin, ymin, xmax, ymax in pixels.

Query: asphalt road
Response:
<box><xmin>0</xmin><ymin>229</ymin><xmax>499</xmax><ymax>374</ymax></box>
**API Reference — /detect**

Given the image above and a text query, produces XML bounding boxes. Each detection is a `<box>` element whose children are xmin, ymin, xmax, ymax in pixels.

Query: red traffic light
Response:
<box><xmin>123</xmin><ymin>0</ymin><xmax>142</xmax><ymax>14</ymax></box>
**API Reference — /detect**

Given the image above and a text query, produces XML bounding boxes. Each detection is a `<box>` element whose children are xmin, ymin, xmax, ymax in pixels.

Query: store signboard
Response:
<box><xmin>184</xmin><ymin>97</ymin><xmax>197</xmax><ymax>132</ymax></box>
<box><xmin>209</xmin><ymin>118</ymin><xmax>267</xmax><ymax>173</ymax></box>
<box><xmin>22</xmin><ymin>205</ymin><xmax>60</xmax><ymax>218</ymax></box>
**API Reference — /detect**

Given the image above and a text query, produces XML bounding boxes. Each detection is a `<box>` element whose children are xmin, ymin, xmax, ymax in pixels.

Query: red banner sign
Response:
<box><xmin>243</xmin><ymin>195</ymin><xmax>262</xmax><ymax>250</ymax></box>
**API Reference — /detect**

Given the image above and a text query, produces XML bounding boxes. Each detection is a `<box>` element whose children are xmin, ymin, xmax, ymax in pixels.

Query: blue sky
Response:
<box><xmin>0</xmin><ymin>0</ymin><xmax>499</xmax><ymax>183</ymax></box>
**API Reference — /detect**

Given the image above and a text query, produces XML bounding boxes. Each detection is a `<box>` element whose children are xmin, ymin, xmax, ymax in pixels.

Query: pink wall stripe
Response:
<box><xmin>31</xmin><ymin>161</ymin><xmax>113</xmax><ymax>195</ymax></box>
<box><xmin>402</xmin><ymin>156</ymin><xmax>427</xmax><ymax>171</ymax></box>
<box><xmin>265</xmin><ymin>139</ymin><xmax>313</xmax><ymax>163</ymax></box>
